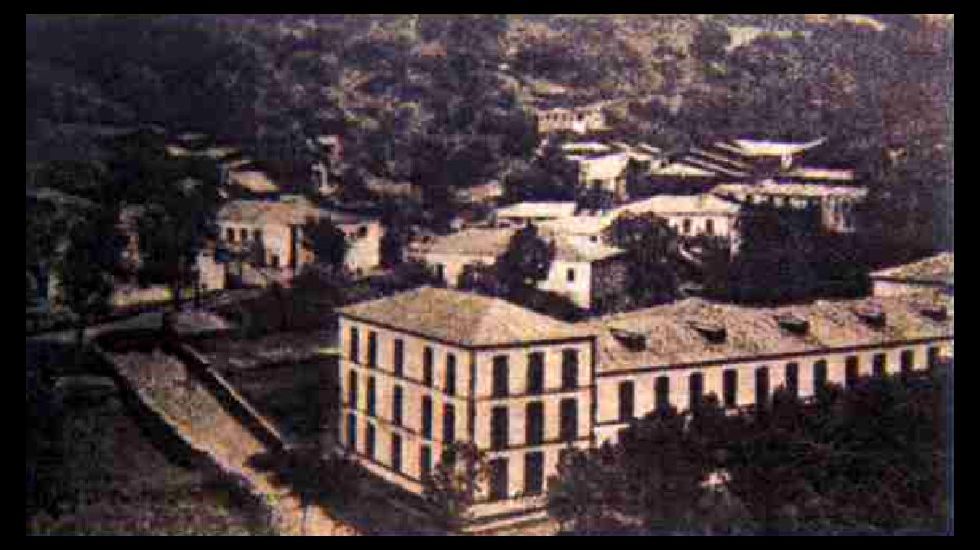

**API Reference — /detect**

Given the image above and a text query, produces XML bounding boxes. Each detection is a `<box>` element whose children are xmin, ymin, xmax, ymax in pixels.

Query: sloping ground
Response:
<box><xmin>109</xmin><ymin>349</ymin><xmax>359</xmax><ymax>536</ymax></box>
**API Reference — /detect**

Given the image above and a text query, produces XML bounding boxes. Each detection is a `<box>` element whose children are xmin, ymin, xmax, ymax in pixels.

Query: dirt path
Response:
<box><xmin>110</xmin><ymin>349</ymin><xmax>359</xmax><ymax>536</ymax></box>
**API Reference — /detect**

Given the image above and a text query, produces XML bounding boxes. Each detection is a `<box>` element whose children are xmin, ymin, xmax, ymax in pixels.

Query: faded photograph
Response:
<box><xmin>26</xmin><ymin>14</ymin><xmax>953</xmax><ymax>535</ymax></box>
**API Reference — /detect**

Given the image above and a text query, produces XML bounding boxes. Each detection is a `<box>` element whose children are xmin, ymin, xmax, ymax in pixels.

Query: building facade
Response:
<box><xmin>712</xmin><ymin>182</ymin><xmax>866</xmax><ymax>233</ymax></box>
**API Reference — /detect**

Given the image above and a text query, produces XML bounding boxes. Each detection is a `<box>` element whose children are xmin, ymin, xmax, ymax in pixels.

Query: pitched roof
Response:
<box><xmin>495</xmin><ymin>201</ymin><xmax>578</xmax><ymax>219</ymax></box>
<box><xmin>871</xmin><ymin>253</ymin><xmax>954</xmax><ymax>285</ymax></box>
<box><xmin>418</xmin><ymin>227</ymin><xmax>624</xmax><ymax>263</ymax></box>
<box><xmin>337</xmin><ymin>286</ymin><xmax>590</xmax><ymax>346</ymax></box>
<box><xmin>228</xmin><ymin>170</ymin><xmax>280</xmax><ymax>194</ymax></box>
<box><xmin>786</xmin><ymin>167</ymin><xmax>856</xmax><ymax>181</ymax></box>
<box><xmin>712</xmin><ymin>182</ymin><xmax>868</xmax><ymax>199</ymax></box>
<box><xmin>614</xmin><ymin>194</ymin><xmax>741</xmax><ymax>217</ymax></box>
<box><xmin>720</xmin><ymin>137</ymin><xmax>827</xmax><ymax>157</ymax></box>
<box><xmin>218</xmin><ymin>198</ymin><xmax>321</xmax><ymax>226</ymax></box>
<box><xmin>583</xmin><ymin>296</ymin><xmax>953</xmax><ymax>373</ymax></box>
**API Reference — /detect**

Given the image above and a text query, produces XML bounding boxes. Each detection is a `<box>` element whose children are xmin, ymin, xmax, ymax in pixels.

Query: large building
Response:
<box><xmin>334</xmin><ymin>287</ymin><xmax>953</xmax><ymax>523</ymax></box>
<box><xmin>409</xmin><ymin>227</ymin><xmax>628</xmax><ymax>310</ymax></box>
<box><xmin>711</xmin><ymin>182</ymin><xmax>866</xmax><ymax>233</ymax></box>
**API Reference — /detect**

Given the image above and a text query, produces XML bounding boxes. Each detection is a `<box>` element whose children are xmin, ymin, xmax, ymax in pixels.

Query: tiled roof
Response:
<box><xmin>720</xmin><ymin>137</ymin><xmax>826</xmax><ymax>157</ymax></box>
<box><xmin>583</xmin><ymin>296</ymin><xmax>953</xmax><ymax>373</ymax></box>
<box><xmin>218</xmin><ymin>198</ymin><xmax>321</xmax><ymax>226</ymax></box>
<box><xmin>495</xmin><ymin>201</ymin><xmax>578</xmax><ymax>219</ymax></box>
<box><xmin>337</xmin><ymin>286</ymin><xmax>590</xmax><ymax>346</ymax></box>
<box><xmin>649</xmin><ymin>161</ymin><xmax>718</xmax><ymax>177</ymax></box>
<box><xmin>871</xmin><ymin>252</ymin><xmax>954</xmax><ymax>285</ymax></box>
<box><xmin>582</xmin><ymin>298</ymin><xmax>953</xmax><ymax>371</ymax></box>
<box><xmin>418</xmin><ymin>227</ymin><xmax>624</xmax><ymax>263</ymax></box>
<box><xmin>786</xmin><ymin>167</ymin><xmax>856</xmax><ymax>181</ymax></box>
<box><xmin>228</xmin><ymin>170</ymin><xmax>280</xmax><ymax>194</ymax></box>
<box><xmin>712</xmin><ymin>182</ymin><xmax>868</xmax><ymax>199</ymax></box>
<box><xmin>615</xmin><ymin>194</ymin><xmax>741</xmax><ymax>216</ymax></box>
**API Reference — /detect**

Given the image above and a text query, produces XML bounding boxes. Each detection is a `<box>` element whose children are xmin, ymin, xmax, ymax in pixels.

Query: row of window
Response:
<box><xmin>348</xmin><ymin>372</ymin><xmax>456</xmax><ymax>443</ymax></box>
<box><xmin>346</xmin><ymin>413</ymin><xmax>433</xmax><ymax>478</ymax></box>
<box><xmin>348</xmin><ymin>326</ymin><xmax>582</xmax><ymax>396</ymax></box>
<box><xmin>615</xmin><ymin>348</ymin><xmax>938</xmax><ymax>421</ymax></box>
<box><xmin>224</xmin><ymin>226</ymin><xmax>262</xmax><ymax>244</ymax></box>
<box><xmin>486</xmin><ymin>452</ymin><xmax>545</xmax><ymax>501</ymax></box>
<box><xmin>674</xmin><ymin>218</ymin><xmax>716</xmax><ymax>236</ymax></box>
<box><xmin>490</xmin><ymin>399</ymin><xmax>578</xmax><ymax>451</ymax></box>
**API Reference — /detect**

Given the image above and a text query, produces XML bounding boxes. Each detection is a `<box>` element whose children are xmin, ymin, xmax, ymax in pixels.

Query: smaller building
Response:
<box><xmin>493</xmin><ymin>202</ymin><xmax>578</xmax><ymax>227</ymax></box>
<box><xmin>711</xmin><ymin>182</ymin><xmax>867</xmax><ymax>233</ymax></box>
<box><xmin>870</xmin><ymin>252</ymin><xmax>954</xmax><ymax>299</ymax></box>
<box><xmin>534</xmin><ymin>104</ymin><xmax>607</xmax><ymax>135</ymax></box>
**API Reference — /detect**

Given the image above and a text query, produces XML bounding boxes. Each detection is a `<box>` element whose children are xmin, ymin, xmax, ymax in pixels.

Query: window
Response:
<box><xmin>392</xmin><ymin>386</ymin><xmax>403</xmax><ymax>426</ymax></box>
<box><xmin>435</xmin><ymin>264</ymin><xmax>445</xmax><ymax>282</ymax></box>
<box><xmin>445</xmin><ymin>354</ymin><xmax>457</xmax><ymax>395</ymax></box>
<box><xmin>682</xmin><ymin>218</ymin><xmax>692</xmax><ymax>235</ymax></box>
<box><xmin>689</xmin><ymin>372</ymin><xmax>704</xmax><ymax>411</ymax></box>
<box><xmin>421</xmin><ymin>396</ymin><xmax>433</xmax><ymax>439</ymax></box>
<box><xmin>723</xmin><ymin>369</ymin><xmax>737</xmax><ymax>408</ymax></box>
<box><xmin>443</xmin><ymin>404</ymin><xmax>456</xmax><ymax>443</ymax></box>
<box><xmin>928</xmin><ymin>346</ymin><xmax>940</xmax><ymax>369</ymax></box>
<box><xmin>253</xmin><ymin>229</ymin><xmax>262</xmax><ymax>242</ymax></box>
<box><xmin>393</xmin><ymin>339</ymin><xmax>404</xmax><ymax>377</ymax></box>
<box><xmin>901</xmin><ymin>349</ymin><xmax>915</xmax><ymax>375</ymax></box>
<box><xmin>367</xmin><ymin>331</ymin><xmax>378</xmax><ymax>368</ymax></box>
<box><xmin>365</xmin><ymin>423</ymin><xmax>375</xmax><ymax>459</ymax></box>
<box><xmin>490</xmin><ymin>406</ymin><xmax>509</xmax><ymax>450</ymax></box>
<box><xmin>492</xmin><ymin>356</ymin><xmax>509</xmax><ymax>397</ymax></box>
<box><xmin>655</xmin><ymin>376</ymin><xmax>670</xmax><ymax>412</ymax></box>
<box><xmin>786</xmin><ymin>363</ymin><xmax>799</xmax><ymax>398</ymax></box>
<box><xmin>619</xmin><ymin>381</ymin><xmax>635</xmax><ymax>421</ymax></box>
<box><xmin>391</xmin><ymin>433</ymin><xmax>402</xmax><ymax>472</ymax></box>
<box><xmin>873</xmin><ymin>354</ymin><xmax>887</xmax><ymax>378</ymax></box>
<box><xmin>488</xmin><ymin>458</ymin><xmax>509</xmax><ymax>502</ymax></box>
<box><xmin>270</xmin><ymin>254</ymin><xmax>279</xmax><ymax>268</ymax></box>
<box><xmin>524</xmin><ymin>452</ymin><xmax>544</xmax><ymax>496</ymax></box>
<box><xmin>813</xmin><ymin>360</ymin><xmax>828</xmax><ymax>390</ymax></box>
<box><xmin>526</xmin><ymin>402</ymin><xmax>544</xmax><ymax>445</ymax></box>
<box><xmin>527</xmin><ymin>352</ymin><xmax>545</xmax><ymax>395</ymax></box>
<box><xmin>366</xmin><ymin>377</ymin><xmax>376</xmax><ymax>416</ymax></box>
<box><xmin>347</xmin><ymin>371</ymin><xmax>358</xmax><ymax>408</ymax></box>
<box><xmin>226</xmin><ymin>227</ymin><xmax>235</xmax><ymax>242</ymax></box>
<box><xmin>346</xmin><ymin>413</ymin><xmax>357</xmax><ymax>449</ymax></box>
<box><xmin>567</xmin><ymin>268</ymin><xmax>575</xmax><ymax>282</ymax></box>
<box><xmin>755</xmin><ymin>367</ymin><xmax>770</xmax><ymax>407</ymax></box>
<box><xmin>423</xmin><ymin>347</ymin><xmax>434</xmax><ymax>387</ymax></box>
<box><xmin>560</xmin><ymin>398</ymin><xmax>577</xmax><ymax>441</ymax></box>
<box><xmin>349</xmin><ymin>327</ymin><xmax>359</xmax><ymax>363</ymax></box>
<box><xmin>420</xmin><ymin>445</ymin><xmax>432</xmax><ymax>480</ymax></box>
<box><xmin>240</xmin><ymin>228</ymin><xmax>248</xmax><ymax>242</ymax></box>
<box><xmin>705</xmin><ymin>219</ymin><xmax>715</xmax><ymax>236</ymax></box>
<box><xmin>562</xmin><ymin>350</ymin><xmax>579</xmax><ymax>390</ymax></box>
<box><xmin>845</xmin><ymin>356</ymin><xmax>859</xmax><ymax>388</ymax></box>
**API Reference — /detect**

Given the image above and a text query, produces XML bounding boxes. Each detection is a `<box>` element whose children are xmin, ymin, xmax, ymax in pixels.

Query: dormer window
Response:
<box><xmin>854</xmin><ymin>304</ymin><xmax>886</xmax><ymax>328</ymax></box>
<box><xmin>920</xmin><ymin>304</ymin><xmax>948</xmax><ymax>322</ymax></box>
<box><xmin>776</xmin><ymin>313</ymin><xmax>810</xmax><ymax>335</ymax></box>
<box><xmin>688</xmin><ymin>320</ymin><xmax>727</xmax><ymax>344</ymax></box>
<box><xmin>610</xmin><ymin>328</ymin><xmax>647</xmax><ymax>351</ymax></box>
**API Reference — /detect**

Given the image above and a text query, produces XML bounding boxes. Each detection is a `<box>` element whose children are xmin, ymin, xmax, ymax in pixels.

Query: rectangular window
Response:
<box><xmin>391</xmin><ymin>433</ymin><xmax>402</xmax><ymax>472</ymax></box>
<box><xmin>755</xmin><ymin>367</ymin><xmax>770</xmax><ymax>407</ymax></box>
<box><xmin>525</xmin><ymin>402</ymin><xmax>544</xmax><ymax>445</ymax></box>
<box><xmin>253</xmin><ymin>229</ymin><xmax>262</xmax><ymax>242</ymax></box>
<box><xmin>873</xmin><ymin>353</ymin><xmax>886</xmax><ymax>378</ymax></box>
<box><xmin>393</xmin><ymin>339</ymin><xmax>404</xmax><ymax>377</ymax></box>
<box><xmin>420</xmin><ymin>445</ymin><xmax>432</xmax><ymax>480</ymax></box>
<box><xmin>443</xmin><ymin>404</ymin><xmax>456</xmax><ymax>443</ymax></box>
<box><xmin>561</xmin><ymin>349</ymin><xmax>579</xmax><ymax>390</ymax></box>
<box><xmin>723</xmin><ymin>369</ymin><xmax>738</xmax><ymax>408</ymax></box>
<box><xmin>421</xmin><ymin>396</ymin><xmax>433</xmax><ymax>439</ymax></box>
<box><xmin>682</xmin><ymin>218</ymin><xmax>692</xmax><ymax>235</ymax></box>
<box><xmin>619</xmin><ymin>380</ymin><xmax>635</xmax><ymax>421</ymax></box>
<box><xmin>347</xmin><ymin>371</ymin><xmax>358</xmax><ymax>408</ymax></box>
<box><xmin>367</xmin><ymin>377</ymin><xmax>376</xmax><ymax>416</ymax></box>
<box><xmin>524</xmin><ymin>452</ymin><xmax>544</xmax><ymax>496</ymax></box>
<box><xmin>423</xmin><ymin>347</ymin><xmax>434</xmax><ymax>387</ymax></box>
<box><xmin>706</xmin><ymin>219</ymin><xmax>715</xmax><ymax>236</ymax></box>
<box><xmin>488</xmin><ymin>458</ymin><xmax>508</xmax><ymax>502</ymax></box>
<box><xmin>845</xmin><ymin>356</ymin><xmax>859</xmax><ymax>388</ymax></box>
<box><xmin>560</xmin><ymin>398</ymin><xmax>577</xmax><ymax>441</ymax></box>
<box><xmin>226</xmin><ymin>227</ymin><xmax>235</xmax><ymax>242</ymax></box>
<box><xmin>346</xmin><ymin>413</ymin><xmax>357</xmax><ymax>449</ymax></box>
<box><xmin>567</xmin><ymin>268</ymin><xmax>575</xmax><ymax>282</ymax></box>
<box><xmin>445</xmin><ymin>354</ymin><xmax>457</xmax><ymax>396</ymax></box>
<box><xmin>367</xmin><ymin>331</ymin><xmax>378</xmax><ymax>368</ymax></box>
<box><xmin>655</xmin><ymin>376</ymin><xmax>670</xmax><ymax>412</ymax></box>
<box><xmin>349</xmin><ymin>327</ymin><xmax>359</xmax><ymax>363</ymax></box>
<box><xmin>491</xmin><ymin>406</ymin><xmax>508</xmax><ymax>450</ymax></box>
<box><xmin>527</xmin><ymin>352</ymin><xmax>545</xmax><ymax>395</ymax></box>
<box><xmin>239</xmin><ymin>228</ymin><xmax>248</xmax><ymax>242</ymax></box>
<box><xmin>786</xmin><ymin>362</ymin><xmax>799</xmax><ymax>398</ymax></box>
<box><xmin>689</xmin><ymin>372</ymin><xmax>704</xmax><ymax>411</ymax></box>
<box><xmin>928</xmin><ymin>346</ymin><xmax>940</xmax><ymax>369</ymax></box>
<box><xmin>492</xmin><ymin>356</ymin><xmax>509</xmax><ymax>397</ymax></box>
<box><xmin>901</xmin><ymin>349</ymin><xmax>915</xmax><ymax>374</ymax></box>
<box><xmin>365</xmin><ymin>422</ymin><xmax>375</xmax><ymax>459</ymax></box>
<box><xmin>269</xmin><ymin>255</ymin><xmax>279</xmax><ymax>268</ymax></box>
<box><xmin>392</xmin><ymin>386</ymin><xmax>403</xmax><ymax>426</ymax></box>
<box><xmin>813</xmin><ymin>360</ymin><xmax>828</xmax><ymax>389</ymax></box>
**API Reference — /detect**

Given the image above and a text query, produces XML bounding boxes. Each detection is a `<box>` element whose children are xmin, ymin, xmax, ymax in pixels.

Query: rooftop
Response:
<box><xmin>712</xmin><ymin>182</ymin><xmax>868</xmax><ymax>199</ymax></box>
<box><xmin>337</xmin><ymin>286</ymin><xmax>589</xmax><ymax>347</ymax></box>
<box><xmin>718</xmin><ymin>137</ymin><xmax>827</xmax><ymax>157</ymax></box>
<box><xmin>871</xmin><ymin>252</ymin><xmax>954</xmax><ymax>286</ymax></box>
<box><xmin>417</xmin><ymin>227</ymin><xmax>625</xmax><ymax>263</ymax></box>
<box><xmin>228</xmin><ymin>170</ymin><xmax>280</xmax><ymax>194</ymax></box>
<box><xmin>582</xmin><ymin>296</ymin><xmax>953</xmax><ymax>373</ymax></box>
<box><xmin>786</xmin><ymin>167</ymin><xmax>856</xmax><ymax>181</ymax></box>
<box><xmin>495</xmin><ymin>201</ymin><xmax>578</xmax><ymax>220</ymax></box>
<box><xmin>614</xmin><ymin>194</ymin><xmax>741</xmax><ymax>217</ymax></box>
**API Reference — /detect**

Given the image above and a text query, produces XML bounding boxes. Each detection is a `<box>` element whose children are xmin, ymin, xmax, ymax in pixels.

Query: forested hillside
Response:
<box><xmin>26</xmin><ymin>14</ymin><xmax>953</xmax><ymax>253</ymax></box>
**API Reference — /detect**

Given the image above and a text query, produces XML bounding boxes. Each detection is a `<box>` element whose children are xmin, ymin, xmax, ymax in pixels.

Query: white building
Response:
<box><xmin>711</xmin><ymin>182</ymin><xmax>867</xmax><ymax>233</ymax></box>
<box><xmin>409</xmin><ymin>227</ymin><xmax>628</xmax><ymax>310</ymax></box>
<box><xmin>535</xmin><ymin>104</ymin><xmax>607</xmax><ymax>135</ymax></box>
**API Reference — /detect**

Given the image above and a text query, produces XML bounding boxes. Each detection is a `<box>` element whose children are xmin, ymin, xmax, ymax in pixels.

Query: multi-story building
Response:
<box><xmin>711</xmin><ymin>182</ymin><xmax>866</xmax><ymax>233</ymax></box>
<box><xmin>534</xmin><ymin>104</ymin><xmax>607</xmax><ymax>135</ymax></box>
<box><xmin>334</xmin><ymin>287</ymin><xmax>953</xmax><ymax>524</ymax></box>
<box><xmin>336</xmin><ymin>287</ymin><xmax>597</xmax><ymax>520</ymax></box>
<box><xmin>409</xmin><ymin>227</ymin><xmax>628</xmax><ymax>311</ymax></box>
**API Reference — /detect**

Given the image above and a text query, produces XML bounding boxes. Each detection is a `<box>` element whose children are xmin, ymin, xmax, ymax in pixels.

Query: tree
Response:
<box><xmin>603</xmin><ymin>212</ymin><xmax>682</xmax><ymax>306</ymax></box>
<box><xmin>495</xmin><ymin>225</ymin><xmax>555</xmax><ymax>293</ymax></box>
<box><xmin>302</xmin><ymin>216</ymin><xmax>349</xmax><ymax>269</ymax></box>
<box><xmin>422</xmin><ymin>441</ymin><xmax>489</xmax><ymax>531</ymax></box>
<box><xmin>54</xmin><ymin>210</ymin><xmax>126</xmax><ymax>362</ymax></box>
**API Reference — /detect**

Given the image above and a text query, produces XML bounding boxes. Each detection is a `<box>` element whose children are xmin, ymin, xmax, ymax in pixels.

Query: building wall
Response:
<box><xmin>196</xmin><ymin>251</ymin><xmax>226</xmax><ymax>291</ymax></box>
<box><xmin>337</xmin><ymin>221</ymin><xmax>383</xmax><ymax>274</ymax></box>
<box><xmin>593</xmin><ymin>338</ymin><xmax>953</xmax><ymax>444</ymax></box>
<box><xmin>536</xmin><ymin>108</ymin><xmax>605</xmax><ymax>135</ymax></box>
